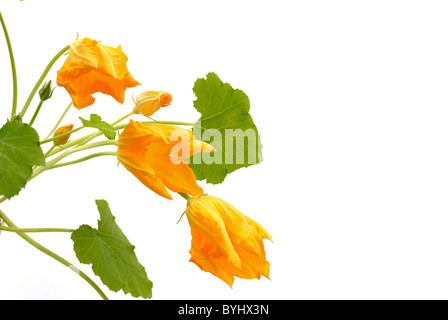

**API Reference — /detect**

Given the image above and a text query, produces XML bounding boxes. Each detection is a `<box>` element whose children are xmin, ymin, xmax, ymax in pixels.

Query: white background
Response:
<box><xmin>0</xmin><ymin>0</ymin><xmax>448</xmax><ymax>300</ymax></box>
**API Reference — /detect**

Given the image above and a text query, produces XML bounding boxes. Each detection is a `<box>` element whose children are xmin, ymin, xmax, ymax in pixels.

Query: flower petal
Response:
<box><xmin>144</xmin><ymin>142</ymin><xmax>204</xmax><ymax>196</ymax></box>
<box><xmin>56</xmin><ymin>37</ymin><xmax>140</xmax><ymax>109</ymax></box>
<box><xmin>186</xmin><ymin>195</ymin><xmax>271</xmax><ymax>286</ymax></box>
<box><xmin>117</xmin><ymin>121</ymin><xmax>209</xmax><ymax>199</ymax></box>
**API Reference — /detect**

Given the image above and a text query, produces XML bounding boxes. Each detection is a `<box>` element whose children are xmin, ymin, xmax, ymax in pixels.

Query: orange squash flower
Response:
<box><xmin>56</xmin><ymin>37</ymin><xmax>140</xmax><ymax>109</ymax></box>
<box><xmin>133</xmin><ymin>90</ymin><xmax>173</xmax><ymax>117</ymax></box>
<box><xmin>117</xmin><ymin>120</ymin><xmax>213</xmax><ymax>200</ymax></box>
<box><xmin>185</xmin><ymin>195</ymin><xmax>272</xmax><ymax>287</ymax></box>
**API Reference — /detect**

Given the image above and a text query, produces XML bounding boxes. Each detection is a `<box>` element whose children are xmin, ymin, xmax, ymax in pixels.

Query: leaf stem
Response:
<box><xmin>20</xmin><ymin>44</ymin><xmax>70</xmax><ymax>119</ymax></box>
<box><xmin>0</xmin><ymin>12</ymin><xmax>18</xmax><ymax>119</ymax></box>
<box><xmin>0</xmin><ymin>208</ymin><xmax>108</xmax><ymax>300</ymax></box>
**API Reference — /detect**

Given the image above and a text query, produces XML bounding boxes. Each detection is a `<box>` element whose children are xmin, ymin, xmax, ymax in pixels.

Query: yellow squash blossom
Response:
<box><xmin>56</xmin><ymin>37</ymin><xmax>140</xmax><ymax>109</ymax></box>
<box><xmin>185</xmin><ymin>195</ymin><xmax>272</xmax><ymax>287</ymax></box>
<box><xmin>53</xmin><ymin>124</ymin><xmax>74</xmax><ymax>146</ymax></box>
<box><xmin>133</xmin><ymin>90</ymin><xmax>173</xmax><ymax>117</ymax></box>
<box><xmin>117</xmin><ymin>120</ymin><xmax>213</xmax><ymax>200</ymax></box>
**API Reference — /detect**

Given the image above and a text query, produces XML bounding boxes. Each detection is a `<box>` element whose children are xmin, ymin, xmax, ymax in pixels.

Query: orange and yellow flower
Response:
<box><xmin>117</xmin><ymin>120</ymin><xmax>213</xmax><ymax>200</ymax></box>
<box><xmin>185</xmin><ymin>195</ymin><xmax>272</xmax><ymax>287</ymax></box>
<box><xmin>133</xmin><ymin>90</ymin><xmax>173</xmax><ymax>117</ymax></box>
<box><xmin>56</xmin><ymin>37</ymin><xmax>140</xmax><ymax>109</ymax></box>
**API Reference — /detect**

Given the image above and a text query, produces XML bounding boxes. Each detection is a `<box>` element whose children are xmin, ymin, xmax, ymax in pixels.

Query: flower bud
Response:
<box><xmin>39</xmin><ymin>80</ymin><xmax>55</xmax><ymax>101</ymax></box>
<box><xmin>132</xmin><ymin>90</ymin><xmax>172</xmax><ymax>117</ymax></box>
<box><xmin>53</xmin><ymin>124</ymin><xmax>74</xmax><ymax>146</ymax></box>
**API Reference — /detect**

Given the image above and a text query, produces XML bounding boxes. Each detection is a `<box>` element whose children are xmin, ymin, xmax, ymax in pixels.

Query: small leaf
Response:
<box><xmin>0</xmin><ymin>121</ymin><xmax>45</xmax><ymax>198</ymax></box>
<box><xmin>189</xmin><ymin>72</ymin><xmax>263</xmax><ymax>184</ymax></box>
<box><xmin>71</xmin><ymin>200</ymin><xmax>153</xmax><ymax>299</ymax></box>
<box><xmin>80</xmin><ymin>114</ymin><xmax>116</xmax><ymax>140</ymax></box>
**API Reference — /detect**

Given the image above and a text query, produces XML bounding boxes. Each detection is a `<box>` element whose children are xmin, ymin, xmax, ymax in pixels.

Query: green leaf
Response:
<box><xmin>0</xmin><ymin>121</ymin><xmax>45</xmax><ymax>198</ymax></box>
<box><xmin>80</xmin><ymin>114</ymin><xmax>116</xmax><ymax>140</ymax></box>
<box><xmin>71</xmin><ymin>200</ymin><xmax>153</xmax><ymax>299</ymax></box>
<box><xmin>189</xmin><ymin>72</ymin><xmax>263</xmax><ymax>184</ymax></box>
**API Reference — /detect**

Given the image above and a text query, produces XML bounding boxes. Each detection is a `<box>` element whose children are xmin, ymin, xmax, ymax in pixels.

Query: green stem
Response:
<box><xmin>45</xmin><ymin>115</ymin><xmax>193</xmax><ymax>159</ymax></box>
<box><xmin>49</xmin><ymin>151</ymin><xmax>116</xmax><ymax>170</ymax></box>
<box><xmin>111</xmin><ymin>111</ymin><xmax>134</xmax><ymax>126</ymax></box>
<box><xmin>0</xmin><ymin>208</ymin><xmax>108</xmax><ymax>300</ymax></box>
<box><xmin>44</xmin><ymin>101</ymin><xmax>73</xmax><ymax>140</ymax></box>
<box><xmin>178</xmin><ymin>193</ymin><xmax>192</xmax><ymax>201</ymax></box>
<box><xmin>20</xmin><ymin>44</ymin><xmax>70</xmax><ymax>118</ymax></box>
<box><xmin>44</xmin><ymin>145</ymin><xmax>56</xmax><ymax>158</ymax></box>
<box><xmin>0</xmin><ymin>226</ymin><xmax>75</xmax><ymax>233</ymax></box>
<box><xmin>0</xmin><ymin>12</ymin><xmax>18</xmax><ymax>119</ymax></box>
<box><xmin>140</xmin><ymin>120</ymin><xmax>194</xmax><ymax>127</ymax></box>
<box><xmin>113</xmin><ymin>120</ymin><xmax>194</xmax><ymax>131</ymax></box>
<box><xmin>33</xmin><ymin>140</ymin><xmax>117</xmax><ymax>179</ymax></box>
<box><xmin>45</xmin><ymin>131</ymin><xmax>101</xmax><ymax>158</ymax></box>
<box><xmin>28</xmin><ymin>100</ymin><xmax>44</xmax><ymax>126</ymax></box>
<box><xmin>40</xmin><ymin>126</ymin><xmax>84</xmax><ymax>145</ymax></box>
<box><xmin>176</xmin><ymin>210</ymin><xmax>187</xmax><ymax>224</ymax></box>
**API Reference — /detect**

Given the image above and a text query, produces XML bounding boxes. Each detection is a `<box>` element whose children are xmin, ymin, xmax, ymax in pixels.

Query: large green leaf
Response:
<box><xmin>0</xmin><ymin>120</ymin><xmax>45</xmax><ymax>198</ymax></box>
<box><xmin>71</xmin><ymin>200</ymin><xmax>153</xmax><ymax>299</ymax></box>
<box><xmin>189</xmin><ymin>72</ymin><xmax>263</xmax><ymax>184</ymax></box>
<box><xmin>79</xmin><ymin>114</ymin><xmax>116</xmax><ymax>140</ymax></box>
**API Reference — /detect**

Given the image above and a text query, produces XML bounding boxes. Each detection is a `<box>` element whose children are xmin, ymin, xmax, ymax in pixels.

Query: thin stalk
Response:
<box><xmin>176</xmin><ymin>210</ymin><xmax>187</xmax><ymax>224</ymax></box>
<box><xmin>49</xmin><ymin>151</ymin><xmax>117</xmax><ymax>170</ymax></box>
<box><xmin>28</xmin><ymin>100</ymin><xmax>44</xmax><ymax>126</ymax></box>
<box><xmin>44</xmin><ymin>145</ymin><xmax>56</xmax><ymax>158</ymax></box>
<box><xmin>111</xmin><ymin>111</ymin><xmax>134</xmax><ymax>126</ymax></box>
<box><xmin>45</xmin><ymin>116</ymin><xmax>193</xmax><ymax>159</ymax></box>
<box><xmin>44</xmin><ymin>131</ymin><xmax>101</xmax><ymax>158</ymax></box>
<box><xmin>20</xmin><ymin>44</ymin><xmax>70</xmax><ymax>118</ymax></box>
<box><xmin>113</xmin><ymin>120</ymin><xmax>194</xmax><ymax>131</ymax></box>
<box><xmin>0</xmin><ymin>226</ymin><xmax>75</xmax><ymax>233</ymax></box>
<box><xmin>44</xmin><ymin>101</ymin><xmax>73</xmax><ymax>140</ymax></box>
<box><xmin>0</xmin><ymin>208</ymin><xmax>108</xmax><ymax>300</ymax></box>
<box><xmin>178</xmin><ymin>193</ymin><xmax>192</xmax><ymax>201</ymax></box>
<box><xmin>0</xmin><ymin>12</ymin><xmax>18</xmax><ymax>118</ymax></box>
<box><xmin>32</xmin><ymin>140</ymin><xmax>117</xmax><ymax>179</ymax></box>
<box><xmin>40</xmin><ymin>126</ymin><xmax>84</xmax><ymax>145</ymax></box>
<box><xmin>70</xmin><ymin>119</ymin><xmax>194</xmax><ymax>152</ymax></box>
